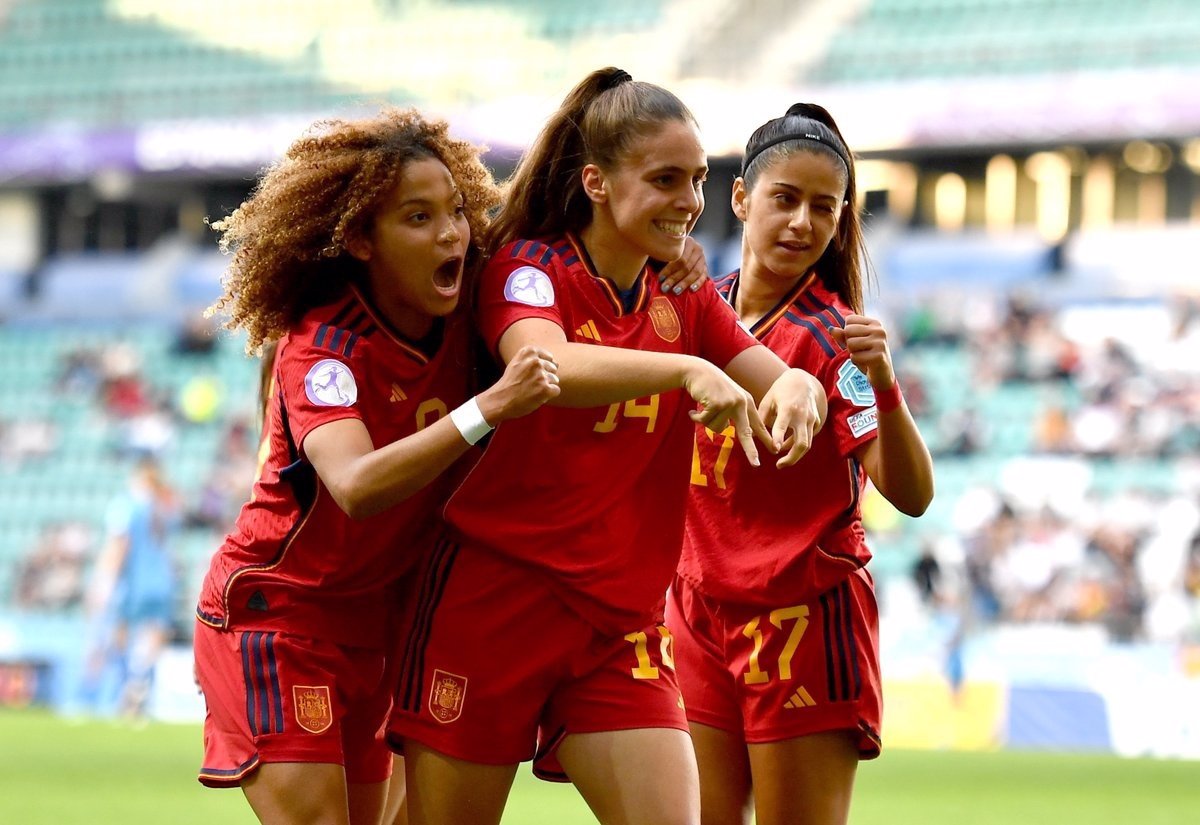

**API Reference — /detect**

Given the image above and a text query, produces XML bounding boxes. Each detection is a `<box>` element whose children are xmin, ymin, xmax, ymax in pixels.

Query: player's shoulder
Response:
<box><xmin>287</xmin><ymin>289</ymin><xmax>378</xmax><ymax>362</ymax></box>
<box><xmin>492</xmin><ymin>236</ymin><xmax>571</xmax><ymax>270</ymax></box>
<box><xmin>776</xmin><ymin>280</ymin><xmax>848</xmax><ymax>363</ymax></box>
<box><xmin>712</xmin><ymin>269</ymin><xmax>738</xmax><ymax>299</ymax></box>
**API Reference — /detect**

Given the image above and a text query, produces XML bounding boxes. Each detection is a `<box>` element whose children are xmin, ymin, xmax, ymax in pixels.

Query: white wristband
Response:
<box><xmin>449</xmin><ymin>396</ymin><xmax>494</xmax><ymax>445</ymax></box>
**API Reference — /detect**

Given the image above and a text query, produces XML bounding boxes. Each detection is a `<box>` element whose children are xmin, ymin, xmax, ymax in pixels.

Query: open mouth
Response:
<box><xmin>654</xmin><ymin>220</ymin><xmax>688</xmax><ymax>238</ymax></box>
<box><xmin>433</xmin><ymin>257</ymin><xmax>462</xmax><ymax>290</ymax></box>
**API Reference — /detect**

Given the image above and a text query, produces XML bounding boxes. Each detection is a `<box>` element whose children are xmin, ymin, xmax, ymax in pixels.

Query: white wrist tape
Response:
<box><xmin>449</xmin><ymin>396</ymin><xmax>494</xmax><ymax>445</ymax></box>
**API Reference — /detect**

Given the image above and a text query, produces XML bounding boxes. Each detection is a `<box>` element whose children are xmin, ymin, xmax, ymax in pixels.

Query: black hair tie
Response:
<box><xmin>603</xmin><ymin>69</ymin><xmax>633</xmax><ymax>90</ymax></box>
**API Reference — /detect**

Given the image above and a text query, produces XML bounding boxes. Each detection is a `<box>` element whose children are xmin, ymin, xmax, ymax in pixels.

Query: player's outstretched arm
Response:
<box><xmin>497</xmin><ymin>317</ymin><xmax>770</xmax><ymax>466</ymax></box>
<box><xmin>305</xmin><ymin>346</ymin><xmax>560</xmax><ymax>519</ymax></box>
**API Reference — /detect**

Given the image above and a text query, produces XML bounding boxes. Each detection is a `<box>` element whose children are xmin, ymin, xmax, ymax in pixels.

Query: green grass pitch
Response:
<box><xmin>3</xmin><ymin>709</ymin><xmax>1198</xmax><ymax>824</ymax></box>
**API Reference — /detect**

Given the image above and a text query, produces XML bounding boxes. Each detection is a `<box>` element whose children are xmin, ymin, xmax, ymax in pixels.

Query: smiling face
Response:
<box><xmin>348</xmin><ymin>155</ymin><xmax>469</xmax><ymax>339</ymax></box>
<box><xmin>735</xmin><ymin>149</ymin><xmax>847</xmax><ymax>287</ymax></box>
<box><xmin>584</xmin><ymin>118</ymin><xmax>707</xmax><ymax>279</ymax></box>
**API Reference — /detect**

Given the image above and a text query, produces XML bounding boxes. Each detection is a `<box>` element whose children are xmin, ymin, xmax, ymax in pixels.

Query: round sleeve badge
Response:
<box><xmin>503</xmin><ymin>266</ymin><xmax>555</xmax><ymax>307</ymax></box>
<box><xmin>304</xmin><ymin>359</ymin><xmax>358</xmax><ymax>407</ymax></box>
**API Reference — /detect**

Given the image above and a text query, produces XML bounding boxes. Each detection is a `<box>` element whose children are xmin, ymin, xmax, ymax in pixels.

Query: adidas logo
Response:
<box><xmin>246</xmin><ymin>591</ymin><xmax>269</xmax><ymax>612</ymax></box>
<box><xmin>784</xmin><ymin>686</ymin><xmax>816</xmax><ymax>709</ymax></box>
<box><xmin>575</xmin><ymin>319</ymin><xmax>601</xmax><ymax>342</ymax></box>
<box><xmin>390</xmin><ymin>383</ymin><xmax>407</xmax><ymax>403</ymax></box>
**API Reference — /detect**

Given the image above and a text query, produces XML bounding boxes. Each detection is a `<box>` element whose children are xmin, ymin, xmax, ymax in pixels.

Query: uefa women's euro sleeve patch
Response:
<box><xmin>503</xmin><ymin>266</ymin><xmax>555</xmax><ymax>307</ymax></box>
<box><xmin>304</xmin><ymin>359</ymin><xmax>358</xmax><ymax>407</ymax></box>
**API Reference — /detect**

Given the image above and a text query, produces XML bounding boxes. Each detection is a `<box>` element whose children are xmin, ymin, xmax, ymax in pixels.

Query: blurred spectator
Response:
<box><xmin>934</xmin><ymin>405</ymin><xmax>984</xmax><ymax>457</ymax></box>
<box><xmin>13</xmin><ymin>522</ymin><xmax>93</xmax><ymax>611</ymax></box>
<box><xmin>55</xmin><ymin>346</ymin><xmax>103</xmax><ymax>395</ymax></box>
<box><xmin>98</xmin><ymin>343</ymin><xmax>150</xmax><ymax>418</ymax></box>
<box><xmin>912</xmin><ymin>544</ymin><xmax>942</xmax><ymax>606</ymax></box>
<box><xmin>0</xmin><ymin>416</ymin><xmax>58</xmax><ymax>467</ymax></box>
<box><xmin>1031</xmin><ymin>397</ymin><xmax>1074</xmax><ymax>454</ymax></box>
<box><xmin>115</xmin><ymin>397</ymin><xmax>177</xmax><ymax>457</ymax></box>
<box><xmin>186</xmin><ymin>417</ymin><xmax>259</xmax><ymax>529</ymax></box>
<box><xmin>172</xmin><ymin>314</ymin><xmax>219</xmax><ymax>357</ymax></box>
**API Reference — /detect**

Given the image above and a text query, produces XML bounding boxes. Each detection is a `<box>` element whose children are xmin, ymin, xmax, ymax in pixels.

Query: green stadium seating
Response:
<box><xmin>805</xmin><ymin>0</ymin><xmax>1200</xmax><ymax>84</ymax></box>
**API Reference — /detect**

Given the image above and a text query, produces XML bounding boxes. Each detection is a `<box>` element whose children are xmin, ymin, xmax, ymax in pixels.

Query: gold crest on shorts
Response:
<box><xmin>429</xmin><ymin>669</ymin><xmax>468</xmax><ymax>724</ymax></box>
<box><xmin>648</xmin><ymin>296</ymin><xmax>681</xmax><ymax>343</ymax></box>
<box><xmin>293</xmin><ymin>685</ymin><xmax>333</xmax><ymax>734</ymax></box>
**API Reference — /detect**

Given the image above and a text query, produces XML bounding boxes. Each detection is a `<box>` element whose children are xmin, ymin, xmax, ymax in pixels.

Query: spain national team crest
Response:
<box><xmin>648</xmin><ymin>296</ymin><xmax>681</xmax><ymax>343</ymax></box>
<box><xmin>429</xmin><ymin>669</ymin><xmax>467</xmax><ymax>724</ymax></box>
<box><xmin>293</xmin><ymin>685</ymin><xmax>333</xmax><ymax>734</ymax></box>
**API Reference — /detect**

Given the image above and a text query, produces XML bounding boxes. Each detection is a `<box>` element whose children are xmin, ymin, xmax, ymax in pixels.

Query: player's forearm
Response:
<box><xmin>869</xmin><ymin>406</ymin><xmax>934</xmax><ymax>516</ymax></box>
<box><xmin>323</xmin><ymin>420</ymin><xmax>473</xmax><ymax>520</ymax></box>
<box><xmin>525</xmin><ymin>341</ymin><xmax>702</xmax><ymax>408</ymax></box>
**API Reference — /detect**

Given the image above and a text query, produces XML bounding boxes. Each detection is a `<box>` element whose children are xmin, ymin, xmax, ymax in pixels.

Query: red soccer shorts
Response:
<box><xmin>386</xmin><ymin>539</ymin><xmax>687</xmax><ymax>781</ymax></box>
<box><xmin>194</xmin><ymin>620</ymin><xmax>393</xmax><ymax>787</ymax></box>
<box><xmin>666</xmin><ymin>568</ymin><xmax>882</xmax><ymax>757</ymax></box>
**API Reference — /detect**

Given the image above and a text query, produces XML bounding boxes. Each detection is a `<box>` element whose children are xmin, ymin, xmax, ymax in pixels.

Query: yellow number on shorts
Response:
<box><xmin>594</xmin><ymin>395</ymin><xmax>660</xmax><ymax>434</ymax></box>
<box><xmin>770</xmin><ymin>605</ymin><xmax>810</xmax><ymax>681</ymax></box>
<box><xmin>657</xmin><ymin>625</ymin><xmax>675</xmax><ymax>669</ymax></box>
<box><xmin>742</xmin><ymin>616</ymin><xmax>770</xmax><ymax>685</ymax></box>
<box><xmin>742</xmin><ymin>605</ymin><xmax>810</xmax><ymax>684</ymax></box>
<box><xmin>624</xmin><ymin>631</ymin><xmax>660</xmax><ymax>680</ymax></box>
<box><xmin>415</xmin><ymin>398</ymin><xmax>448</xmax><ymax>431</ymax></box>
<box><xmin>690</xmin><ymin>425</ymin><xmax>736</xmax><ymax>489</ymax></box>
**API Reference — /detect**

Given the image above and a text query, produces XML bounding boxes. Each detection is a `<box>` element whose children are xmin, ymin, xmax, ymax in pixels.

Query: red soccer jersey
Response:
<box><xmin>678</xmin><ymin>271</ymin><xmax>879</xmax><ymax>607</ymax></box>
<box><xmin>443</xmin><ymin>235</ymin><xmax>758</xmax><ymax>635</ymax></box>
<box><xmin>197</xmin><ymin>285</ymin><xmax>474</xmax><ymax>648</ymax></box>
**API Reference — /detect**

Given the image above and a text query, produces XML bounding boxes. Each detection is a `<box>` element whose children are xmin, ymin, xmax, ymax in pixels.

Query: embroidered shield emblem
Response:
<box><xmin>293</xmin><ymin>685</ymin><xmax>333</xmax><ymax>734</ymax></box>
<box><xmin>429</xmin><ymin>669</ymin><xmax>468</xmax><ymax>724</ymax></box>
<box><xmin>648</xmin><ymin>296</ymin><xmax>681</xmax><ymax>343</ymax></box>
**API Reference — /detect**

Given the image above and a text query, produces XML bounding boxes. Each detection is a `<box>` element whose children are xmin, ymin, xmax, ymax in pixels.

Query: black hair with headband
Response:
<box><xmin>741</xmin><ymin>102</ymin><xmax>852</xmax><ymax>179</ymax></box>
<box><xmin>736</xmin><ymin>102</ymin><xmax>870</xmax><ymax>315</ymax></box>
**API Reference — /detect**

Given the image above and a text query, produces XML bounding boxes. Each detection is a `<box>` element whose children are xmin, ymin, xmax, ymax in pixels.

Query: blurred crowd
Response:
<box><xmin>891</xmin><ymin>290</ymin><xmax>1200</xmax><ymax>643</ymax></box>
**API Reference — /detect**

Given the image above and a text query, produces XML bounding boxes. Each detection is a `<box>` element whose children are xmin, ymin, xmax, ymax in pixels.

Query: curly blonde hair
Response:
<box><xmin>209</xmin><ymin>107</ymin><xmax>501</xmax><ymax>353</ymax></box>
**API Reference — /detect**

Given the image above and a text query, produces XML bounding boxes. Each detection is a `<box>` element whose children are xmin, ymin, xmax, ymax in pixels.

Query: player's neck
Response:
<box><xmin>362</xmin><ymin>282</ymin><xmax>434</xmax><ymax>341</ymax></box>
<box><xmin>735</xmin><ymin>260</ymin><xmax>797</xmax><ymax>328</ymax></box>
<box><xmin>578</xmin><ymin>224</ymin><xmax>647</xmax><ymax>291</ymax></box>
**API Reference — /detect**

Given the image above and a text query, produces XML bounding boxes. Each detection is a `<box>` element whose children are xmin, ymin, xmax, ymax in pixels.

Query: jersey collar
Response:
<box><xmin>725</xmin><ymin>270</ymin><xmax>817</xmax><ymax>340</ymax></box>
<box><xmin>566</xmin><ymin>233</ymin><xmax>653</xmax><ymax>317</ymax></box>
<box><xmin>349</xmin><ymin>283</ymin><xmax>443</xmax><ymax>365</ymax></box>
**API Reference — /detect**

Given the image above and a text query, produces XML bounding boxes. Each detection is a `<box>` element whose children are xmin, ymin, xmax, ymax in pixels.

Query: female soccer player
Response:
<box><xmin>668</xmin><ymin>104</ymin><xmax>935</xmax><ymax>825</ymax></box>
<box><xmin>386</xmin><ymin>68</ymin><xmax>827</xmax><ymax>825</ymax></box>
<box><xmin>192</xmin><ymin>108</ymin><xmax>561</xmax><ymax>825</ymax></box>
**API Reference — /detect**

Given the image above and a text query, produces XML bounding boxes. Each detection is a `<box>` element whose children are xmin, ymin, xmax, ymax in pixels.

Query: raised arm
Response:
<box><xmin>833</xmin><ymin>314</ymin><xmax>934</xmax><ymax>516</ymax></box>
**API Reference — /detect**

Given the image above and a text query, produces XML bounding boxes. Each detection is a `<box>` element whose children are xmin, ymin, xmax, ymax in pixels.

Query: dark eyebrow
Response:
<box><xmin>769</xmin><ymin>181</ymin><xmax>840</xmax><ymax>201</ymax></box>
<box><xmin>395</xmin><ymin>188</ymin><xmax>462</xmax><ymax>210</ymax></box>
<box><xmin>649</xmin><ymin>164</ymin><xmax>709</xmax><ymax>177</ymax></box>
